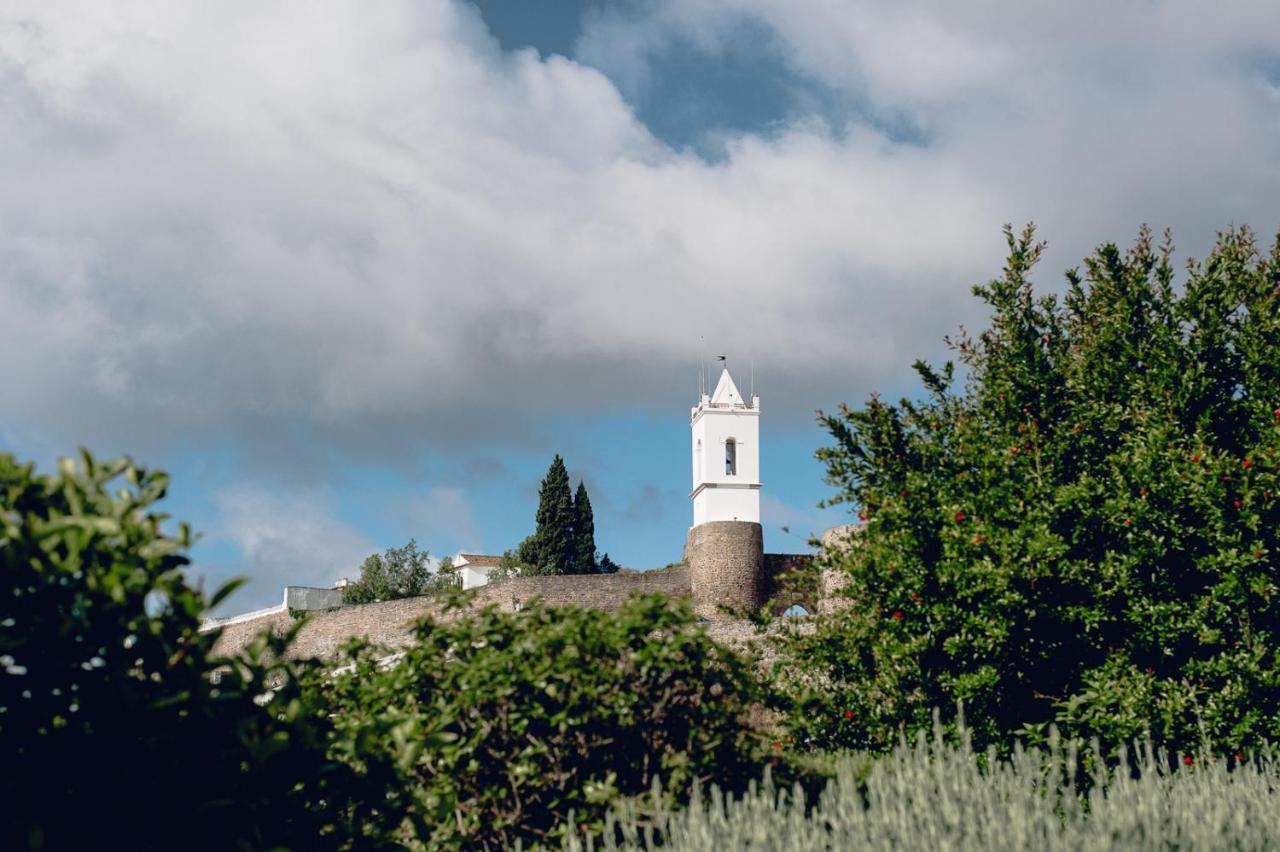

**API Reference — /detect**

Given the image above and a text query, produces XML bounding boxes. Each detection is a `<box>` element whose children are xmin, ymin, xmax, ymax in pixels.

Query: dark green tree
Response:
<box><xmin>342</xmin><ymin>539</ymin><xmax>432</xmax><ymax>604</ymax></box>
<box><xmin>573</xmin><ymin>481</ymin><xmax>598</xmax><ymax>573</ymax></box>
<box><xmin>518</xmin><ymin>455</ymin><xmax>578</xmax><ymax>575</ymax></box>
<box><xmin>778</xmin><ymin>225</ymin><xmax>1280</xmax><ymax>756</ymax></box>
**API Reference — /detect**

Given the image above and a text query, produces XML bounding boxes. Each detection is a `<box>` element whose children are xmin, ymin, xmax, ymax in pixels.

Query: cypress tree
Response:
<box><xmin>522</xmin><ymin>454</ymin><xmax>577</xmax><ymax>575</ymax></box>
<box><xmin>572</xmin><ymin>481</ymin><xmax>598</xmax><ymax>573</ymax></box>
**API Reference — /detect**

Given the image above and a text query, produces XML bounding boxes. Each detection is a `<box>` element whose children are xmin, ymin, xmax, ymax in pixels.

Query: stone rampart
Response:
<box><xmin>762</xmin><ymin>552</ymin><xmax>818</xmax><ymax>614</ymax></box>
<box><xmin>209</xmin><ymin>568</ymin><xmax>692</xmax><ymax>661</ymax></box>
<box><xmin>684</xmin><ymin>520</ymin><xmax>764</xmax><ymax>619</ymax></box>
<box><xmin>471</xmin><ymin>568</ymin><xmax>690</xmax><ymax>612</ymax></box>
<box><xmin>817</xmin><ymin>523</ymin><xmax>862</xmax><ymax>613</ymax></box>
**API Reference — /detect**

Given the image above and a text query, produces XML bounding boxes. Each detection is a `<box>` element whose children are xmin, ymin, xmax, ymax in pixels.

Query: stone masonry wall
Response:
<box><xmin>817</xmin><ymin>523</ymin><xmax>862</xmax><ymax>614</ymax></box>
<box><xmin>472</xmin><ymin>568</ymin><xmax>690</xmax><ymax>613</ymax></box>
<box><xmin>761</xmin><ymin>553</ymin><xmax>818</xmax><ymax>614</ymax></box>
<box><xmin>209</xmin><ymin>568</ymin><xmax>692</xmax><ymax>661</ymax></box>
<box><xmin>684</xmin><ymin>520</ymin><xmax>764</xmax><ymax>619</ymax></box>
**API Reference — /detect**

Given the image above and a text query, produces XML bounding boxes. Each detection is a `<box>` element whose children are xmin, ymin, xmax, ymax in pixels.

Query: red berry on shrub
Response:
<box><xmin>858</xmin><ymin>512</ymin><xmax>869</xmax><ymax>521</ymax></box>
<box><xmin>892</xmin><ymin>610</ymin><xmax>903</xmax><ymax>620</ymax></box>
<box><xmin>844</xmin><ymin>710</ymin><xmax>854</xmax><ymax>719</ymax></box>
<box><xmin>1139</xmin><ymin>487</ymin><xmax>1148</xmax><ymax>495</ymax></box>
<box><xmin>1123</xmin><ymin>518</ymin><xmax>1132</xmax><ymax>526</ymax></box>
<box><xmin>955</xmin><ymin>511</ymin><xmax>966</xmax><ymax>522</ymax></box>
<box><xmin>772</xmin><ymin>740</ymin><xmax>782</xmax><ymax>750</ymax></box>
<box><xmin>1183</xmin><ymin>756</ymin><xmax>1193</xmax><ymax>765</ymax></box>
<box><xmin>1234</xmin><ymin>499</ymin><xmax>1242</xmax><ymax>509</ymax></box>
<box><xmin>1242</xmin><ymin>458</ymin><xmax>1252</xmax><ymax>469</ymax></box>
<box><xmin>1191</xmin><ymin>453</ymin><xmax>1200</xmax><ymax>462</ymax></box>
<box><xmin>1236</xmin><ymin>753</ymin><xmax>1246</xmax><ymax>761</ymax></box>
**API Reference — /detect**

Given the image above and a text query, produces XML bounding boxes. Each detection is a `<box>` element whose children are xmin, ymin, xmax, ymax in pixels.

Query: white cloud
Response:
<box><xmin>399</xmin><ymin>485</ymin><xmax>483</xmax><ymax>552</ymax></box>
<box><xmin>202</xmin><ymin>485</ymin><xmax>375</xmax><ymax>610</ymax></box>
<box><xmin>760</xmin><ymin>492</ymin><xmax>840</xmax><ymax>544</ymax></box>
<box><xmin>1</xmin><ymin>0</ymin><xmax>1278</xmax><ymax>471</ymax></box>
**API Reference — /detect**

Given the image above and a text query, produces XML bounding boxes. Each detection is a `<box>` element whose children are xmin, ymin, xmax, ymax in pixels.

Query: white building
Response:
<box><xmin>690</xmin><ymin>368</ymin><xmax>761</xmax><ymax>527</ymax></box>
<box><xmin>456</xmin><ymin>553</ymin><xmax>503</xmax><ymax>590</ymax></box>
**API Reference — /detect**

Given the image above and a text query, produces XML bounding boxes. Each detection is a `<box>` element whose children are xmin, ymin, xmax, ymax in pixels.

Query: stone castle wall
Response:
<box><xmin>208</xmin><ymin>524</ymin><xmax>857</xmax><ymax>660</ymax></box>
<box><xmin>209</xmin><ymin>568</ymin><xmax>692</xmax><ymax>661</ymax></box>
<box><xmin>761</xmin><ymin>552</ymin><xmax>818</xmax><ymax>614</ymax></box>
<box><xmin>817</xmin><ymin>523</ymin><xmax>861</xmax><ymax>613</ymax></box>
<box><xmin>473</xmin><ymin>568</ymin><xmax>690</xmax><ymax>613</ymax></box>
<box><xmin>684</xmin><ymin>520</ymin><xmax>764</xmax><ymax>619</ymax></box>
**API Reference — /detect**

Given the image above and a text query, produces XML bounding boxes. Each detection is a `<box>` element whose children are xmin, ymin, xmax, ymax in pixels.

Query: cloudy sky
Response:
<box><xmin>3</xmin><ymin>1</ymin><xmax>1279</xmax><ymax>610</ymax></box>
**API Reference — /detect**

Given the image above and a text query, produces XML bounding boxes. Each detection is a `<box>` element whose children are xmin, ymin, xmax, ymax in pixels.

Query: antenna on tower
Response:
<box><xmin>699</xmin><ymin>336</ymin><xmax>706</xmax><ymax>396</ymax></box>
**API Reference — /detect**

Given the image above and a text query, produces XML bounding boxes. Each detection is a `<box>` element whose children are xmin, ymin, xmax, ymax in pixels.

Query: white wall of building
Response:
<box><xmin>693</xmin><ymin>485</ymin><xmax>760</xmax><ymax>526</ymax></box>
<box><xmin>460</xmin><ymin>564</ymin><xmax>494</xmax><ymax>590</ymax></box>
<box><xmin>690</xmin><ymin>369</ymin><xmax>761</xmax><ymax>525</ymax></box>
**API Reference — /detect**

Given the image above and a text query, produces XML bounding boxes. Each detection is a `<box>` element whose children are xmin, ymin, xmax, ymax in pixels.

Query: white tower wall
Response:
<box><xmin>690</xmin><ymin>368</ymin><xmax>760</xmax><ymax>526</ymax></box>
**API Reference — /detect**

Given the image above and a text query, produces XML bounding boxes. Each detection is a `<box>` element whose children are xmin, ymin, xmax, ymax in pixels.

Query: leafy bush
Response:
<box><xmin>0</xmin><ymin>451</ymin><xmax>377</xmax><ymax>850</ymax></box>
<box><xmin>303</xmin><ymin>593</ymin><xmax>767</xmax><ymax>849</ymax></box>
<box><xmin>781</xmin><ymin>225</ymin><xmax>1280</xmax><ymax>754</ymax></box>
<box><xmin>567</xmin><ymin>718</ymin><xmax>1280</xmax><ymax>851</ymax></box>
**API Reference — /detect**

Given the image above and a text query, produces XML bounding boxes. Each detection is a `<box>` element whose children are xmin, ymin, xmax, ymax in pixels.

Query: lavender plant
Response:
<box><xmin>567</xmin><ymin>719</ymin><xmax>1280</xmax><ymax>851</ymax></box>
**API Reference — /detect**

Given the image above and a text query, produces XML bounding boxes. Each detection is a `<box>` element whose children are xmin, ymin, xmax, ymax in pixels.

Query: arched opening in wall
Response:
<box><xmin>725</xmin><ymin>438</ymin><xmax>737</xmax><ymax>476</ymax></box>
<box><xmin>783</xmin><ymin>604</ymin><xmax>810</xmax><ymax>618</ymax></box>
<box><xmin>696</xmin><ymin>439</ymin><xmax>702</xmax><ymax>479</ymax></box>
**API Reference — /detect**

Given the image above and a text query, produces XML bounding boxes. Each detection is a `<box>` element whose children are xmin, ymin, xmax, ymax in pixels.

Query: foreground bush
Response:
<box><xmin>0</xmin><ymin>452</ymin><xmax>378</xmax><ymax>850</ymax></box>
<box><xmin>303</xmin><ymin>594</ymin><xmax>766</xmax><ymax>849</ymax></box>
<box><xmin>784</xmin><ymin>225</ymin><xmax>1280</xmax><ymax>754</ymax></box>
<box><xmin>570</xmin><ymin>719</ymin><xmax>1280</xmax><ymax>851</ymax></box>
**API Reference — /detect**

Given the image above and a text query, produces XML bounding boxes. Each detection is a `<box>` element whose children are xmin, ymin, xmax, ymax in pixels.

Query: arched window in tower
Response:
<box><xmin>695</xmin><ymin>440</ymin><xmax>702</xmax><ymax>479</ymax></box>
<box><xmin>725</xmin><ymin>438</ymin><xmax>737</xmax><ymax>476</ymax></box>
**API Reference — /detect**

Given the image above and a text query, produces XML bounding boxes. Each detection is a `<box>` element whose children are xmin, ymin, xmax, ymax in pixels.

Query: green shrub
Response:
<box><xmin>0</xmin><ymin>451</ymin><xmax>378</xmax><ymax>850</ymax></box>
<box><xmin>781</xmin><ymin>225</ymin><xmax>1280</xmax><ymax>755</ymax></box>
<box><xmin>303</xmin><ymin>593</ymin><xmax>767</xmax><ymax>849</ymax></box>
<box><xmin>342</xmin><ymin>538</ymin><xmax>434</xmax><ymax>604</ymax></box>
<box><xmin>568</xmin><ymin>717</ymin><xmax>1280</xmax><ymax>851</ymax></box>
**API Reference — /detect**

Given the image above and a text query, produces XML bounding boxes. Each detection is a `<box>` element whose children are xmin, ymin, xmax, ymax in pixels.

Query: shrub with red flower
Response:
<box><xmin>781</xmin><ymin>224</ymin><xmax>1280</xmax><ymax>758</ymax></box>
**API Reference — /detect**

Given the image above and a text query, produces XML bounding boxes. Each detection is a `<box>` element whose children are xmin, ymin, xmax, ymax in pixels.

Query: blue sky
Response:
<box><xmin>3</xmin><ymin>1</ymin><xmax>1279</xmax><ymax>611</ymax></box>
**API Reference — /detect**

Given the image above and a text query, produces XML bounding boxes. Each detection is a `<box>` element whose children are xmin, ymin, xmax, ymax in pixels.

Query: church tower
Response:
<box><xmin>690</xmin><ymin>368</ymin><xmax>761</xmax><ymax>525</ymax></box>
<box><xmin>685</xmin><ymin>366</ymin><xmax>765</xmax><ymax>619</ymax></box>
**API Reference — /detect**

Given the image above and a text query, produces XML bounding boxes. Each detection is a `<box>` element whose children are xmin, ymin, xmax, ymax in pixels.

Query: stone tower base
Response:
<box><xmin>684</xmin><ymin>520</ymin><xmax>764</xmax><ymax>619</ymax></box>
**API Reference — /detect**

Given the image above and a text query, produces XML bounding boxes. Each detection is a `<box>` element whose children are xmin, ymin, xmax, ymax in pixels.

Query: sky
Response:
<box><xmin>2</xmin><ymin>1</ymin><xmax>1279</xmax><ymax>611</ymax></box>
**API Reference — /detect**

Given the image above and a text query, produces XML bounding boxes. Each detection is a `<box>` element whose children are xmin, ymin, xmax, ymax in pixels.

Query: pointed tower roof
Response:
<box><xmin>710</xmin><ymin>368</ymin><xmax>744</xmax><ymax>406</ymax></box>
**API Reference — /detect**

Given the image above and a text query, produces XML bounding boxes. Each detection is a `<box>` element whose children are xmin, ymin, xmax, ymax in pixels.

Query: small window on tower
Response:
<box><xmin>725</xmin><ymin>438</ymin><xmax>737</xmax><ymax>476</ymax></box>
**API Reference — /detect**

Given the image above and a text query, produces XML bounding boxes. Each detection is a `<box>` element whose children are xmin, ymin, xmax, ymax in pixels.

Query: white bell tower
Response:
<box><xmin>690</xmin><ymin>367</ymin><xmax>760</xmax><ymax>526</ymax></box>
